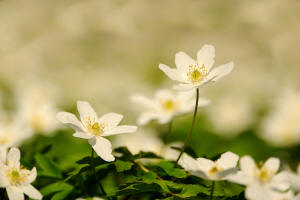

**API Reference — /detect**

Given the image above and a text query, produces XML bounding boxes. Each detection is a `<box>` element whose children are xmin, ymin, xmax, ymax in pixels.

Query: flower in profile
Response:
<box><xmin>131</xmin><ymin>89</ymin><xmax>210</xmax><ymax>125</ymax></box>
<box><xmin>56</xmin><ymin>101</ymin><xmax>137</xmax><ymax>162</ymax></box>
<box><xmin>179</xmin><ymin>152</ymin><xmax>239</xmax><ymax>180</ymax></box>
<box><xmin>228</xmin><ymin>156</ymin><xmax>290</xmax><ymax>200</ymax></box>
<box><xmin>159</xmin><ymin>44</ymin><xmax>234</xmax><ymax>90</ymax></box>
<box><xmin>0</xmin><ymin>147</ymin><xmax>42</xmax><ymax>200</ymax></box>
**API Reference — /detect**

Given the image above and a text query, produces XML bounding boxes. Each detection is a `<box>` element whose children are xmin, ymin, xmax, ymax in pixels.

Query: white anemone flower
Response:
<box><xmin>131</xmin><ymin>89</ymin><xmax>210</xmax><ymax>125</ymax></box>
<box><xmin>159</xmin><ymin>44</ymin><xmax>234</xmax><ymax>90</ymax></box>
<box><xmin>56</xmin><ymin>101</ymin><xmax>137</xmax><ymax>162</ymax></box>
<box><xmin>228</xmin><ymin>156</ymin><xmax>290</xmax><ymax>200</ymax></box>
<box><xmin>179</xmin><ymin>152</ymin><xmax>239</xmax><ymax>181</ymax></box>
<box><xmin>0</xmin><ymin>147</ymin><xmax>42</xmax><ymax>200</ymax></box>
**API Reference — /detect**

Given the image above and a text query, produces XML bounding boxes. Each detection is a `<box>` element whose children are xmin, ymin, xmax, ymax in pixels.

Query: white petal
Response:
<box><xmin>7</xmin><ymin>147</ymin><xmax>20</xmax><ymax>168</ymax></box>
<box><xmin>88</xmin><ymin>137</ymin><xmax>115</xmax><ymax>162</ymax></box>
<box><xmin>56</xmin><ymin>112</ymin><xmax>85</xmax><ymax>132</ymax></box>
<box><xmin>215</xmin><ymin>168</ymin><xmax>237</xmax><ymax>180</ymax></box>
<box><xmin>103</xmin><ymin>125</ymin><xmax>137</xmax><ymax>136</ymax></box>
<box><xmin>22</xmin><ymin>184</ymin><xmax>42</xmax><ymax>200</ymax></box>
<box><xmin>196</xmin><ymin>158</ymin><xmax>214</xmax><ymax>172</ymax></box>
<box><xmin>271</xmin><ymin>172</ymin><xmax>290</xmax><ymax>191</ymax></box>
<box><xmin>7</xmin><ymin>186</ymin><xmax>24</xmax><ymax>200</ymax></box>
<box><xmin>197</xmin><ymin>44</ymin><xmax>215</xmax><ymax>70</ymax></box>
<box><xmin>179</xmin><ymin>153</ymin><xmax>199</xmax><ymax>171</ymax></box>
<box><xmin>263</xmin><ymin>157</ymin><xmax>280</xmax><ymax>173</ymax></box>
<box><xmin>216</xmin><ymin>152</ymin><xmax>239</xmax><ymax>170</ymax></box>
<box><xmin>26</xmin><ymin>167</ymin><xmax>37</xmax><ymax>183</ymax></box>
<box><xmin>158</xmin><ymin>116</ymin><xmax>172</xmax><ymax>124</ymax></box>
<box><xmin>137</xmin><ymin>112</ymin><xmax>159</xmax><ymax>126</ymax></box>
<box><xmin>77</xmin><ymin>101</ymin><xmax>98</xmax><ymax>125</ymax></box>
<box><xmin>245</xmin><ymin>184</ymin><xmax>271</xmax><ymax>200</ymax></box>
<box><xmin>226</xmin><ymin>171</ymin><xmax>252</xmax><ymax>185</ymax></box>
<box><xmin>99</xmin><ymin>113</ymin><xmax>123</xmax><ymax>128</ymax></box>
<box><xmin>130</xmin><ymin>95</ymin><xmax>156</xmax><ymax>110</ymax></box>
<box><xmin>205</xmin><ymin>61</ymin><xmax>234</xmax><ymax>82</ymax></box>
<box><xmin>0</xmin><ymin>147</ymin><xmax>7</xmax><ymax>163</ymax></box>
<box><xmin>0</xmin><ymin>164</ymin><xmax>9</xmax><ymax>187</ymax></box>
<box><xmin>159</xmin><ymin>64</ymin><xmax>186</xmax><ymax>82</ymax></box>
<box><xmin>240</xmin><ymin>155</ymin><xmax>256</xmax><ymax>176</ymax></box>
<box><xmin>73</xmin><ymin>132</ymin><xmax>93</xmax><ymax>139</ymax></box>
<box><xmin>173</xmin><ymin>83</ymin><xmax>195</xmax><ymax>91</ymax></box>
<box><xmin>175</xmin><ymin>51</ymin><xmax>195</xmax><ymax>72</ymax></box>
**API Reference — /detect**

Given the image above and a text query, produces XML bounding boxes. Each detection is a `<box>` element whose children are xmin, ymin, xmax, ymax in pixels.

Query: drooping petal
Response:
<box><xmin>130</xmin><ymin>95</ymin><xmax>156</xmax><ymax>110</ymax></box>
<box><xmin>262</xmin><ymin>157</ymin><xmax>280</xmax><ymax>173</ymax></box>
<box><xmin>205</xmin><ymin>61</ymin><xmax>234</xmax><ymax>82</ymax></box>
<box><xmin>137</xmin><ymin>112</ymin><xmax>159</xmax><ymax>126</ymax></box>
<box><xmin>100</xmin><ymin>113</ymin><xmax>123</xmax><ymax>128</ymax></box>
<box><xmin>26</xmin><ymin>167</ymin><xmax>37</xmax><ymax>184</ymax></box>
<box><xmin>245</xmin><ymin>184</ymin><xmax>271</xmax><ymax>200</ymax></box>
<box><xmin>196</xmin><ymin>158</ymin><xmax>214</xmax><ymax>172</ymax></box>
<box><xmin>77</xmin><ymin>101</ymin><xmax>98</xmax><ymax>125</ymax></box>
<box><xmin>73</xmin><ymin>132</ymin><xmax>93</xmax><ymax>139</ymax></box>
<box><xmin>7</xmin><ymin>186</ymin><xmax>24</xmax><ymax>200</ymax></box>
<box><xmin>22</xmin><ymin>184</ymin><xmax>42</xmax><ymax>200</ymax></box>
<box><xmin>197</xmin><ymin>45</ymin><xmax>215</xmax><ymax>71</ymax></box>
<box><xmin>240</xmin><ymin>155</ymin><xmax>256</xmax><ymax>176</ymax></box>
<box><xmin>88</xmin><ymin>137</ymin><xmax>114</xmax><ymax>162</ymax></box>
<box><xmin>216</xmin><ymin>152</ymin><xmax>239</xmax><ymax>170</ymax></box>
<box><xmin>56</xmin><ymin>112</ymin><xmax>85</xmax><ymax>132</ymax></box>
<box><xmin>103</xmin><ymin>125</ymin><xmax>137</xmax><ymax>136</ymax></box>
<box><xmin>159</xmin><ymin>64</ymin><xmax>186</xmax><ymax>82</ymax></box>
<box><xmin>175</xmin><ymin>51</ymin><xmax>195</xmax><ymax>73</ymax></box>
<box><xmin>7</xmin><ymin>147</ymin><xmax>20</xmax><ymax>168</ymax></box>
<box><xmin>173</xmin><ymin>83</ymin><xmax>195</xmax><ymax>91</ymax></box>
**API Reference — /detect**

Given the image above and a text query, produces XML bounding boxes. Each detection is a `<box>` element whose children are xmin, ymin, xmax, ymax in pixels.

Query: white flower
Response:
<box><xmin>56</xmin><ymin>101</ymin><xmax>137</xmax><ymax>162</ymax></box>
<box><xmin>159</xmin><ymin>44</ymin><xmax>234</xmax><ymax>90</ymax></box>
<box><xmin>260</xmin><ymin>89</ymin><xmax>300</xmax><ymax>147</ymax></box>
<box><xmin>270</xmin><ymin>190</ymin><xmax>300</xmax><ymax>200</ymax></box>
<box><xmin>0</xmin><ymin>147</ymin><xmax>42</xmax><ymax>200</ymax></box>
<box><xmin>228</xmin><ymin>156</ymin><xmax>290</xmax><ymax>200</ymax></box>
<box><xmin>179</xmin><ymin>152</ymin><xmax>239</xmax><ymax>181</ymax></box>
<box><xmin>131</xmin><ymin>89</ymin><xmax>210</xmax><ymax>125</ymax></box>
<box><xmin>282</xmin><ymin>164</ymin><xmax>300</xmax><ymax>192</ymax></box>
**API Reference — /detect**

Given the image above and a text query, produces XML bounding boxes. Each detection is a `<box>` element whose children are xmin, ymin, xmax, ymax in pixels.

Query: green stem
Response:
<box><xmin>90</xmin><ymin>149</ymin><xmax>106</xmax><ymax>196</ymax></box>
<box><xmin>175</xmin><ymin>88</ymin><xmax>199</xmax><ymax>164</ymax></box>
<box><xmin>210</xmin><ymin>181</ymin><xmax>215</xmax><ymax>200</ymax></box>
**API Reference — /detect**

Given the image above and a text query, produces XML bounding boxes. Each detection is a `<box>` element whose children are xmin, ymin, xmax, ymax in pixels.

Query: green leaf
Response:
<box><xmin>114</xmin><ymin>147</ymin><xmax>134</xmax><ymax>160</ymax></box>
<box><xmin>40</xmin><ymin>182</ymin><xmax>73</xmax><ymax>196</ymax></box>
<box><xmin>51</xmin><ymin>190</ymin><xmax>73</xmax><ymax>200</ymax></box>
<box><xmin>178</xmin><ymin>184</ymin><xmax>203</xmax><ymax>198</ymax></box>
<box><xmin>34</xmin><ymin>153</ymin><xmax>62</xmax><ymax>178</ymax></box>
<box><xmin>157</xmin><ymin>161</ymin><xmax>186</xmax><ymax>178</ymax></box>
<box><xmin>76</xmin><ymin>156</ymin><xmax>106</xmax><ymax>165</ymax></box>
<box><xmin>115</xmin><ymin>160</ymin><xmax>133</xmax><ymax>172</ymax></box>
<box><xmin>133</xmin><ymin>151</ymin><xmax>161</xmax><ymax>159</ymax></box>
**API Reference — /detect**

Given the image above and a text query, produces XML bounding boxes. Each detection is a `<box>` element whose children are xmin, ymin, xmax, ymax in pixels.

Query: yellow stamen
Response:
<box><xmin>86</xmin><ymin>118</ymin><xmax>106</xmax><ymax>136</ymax></box>
<box><xmin>187</xmin><ymin>63</ymin><xmax>208</xmax><ymax>83</ymax></box>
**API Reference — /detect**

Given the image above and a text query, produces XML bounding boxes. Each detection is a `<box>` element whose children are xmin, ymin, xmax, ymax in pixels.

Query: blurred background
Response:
<box><xmin>0</xmin><ymin>0</ymin><xmax>300</xmax><ymax>171</ymax></box>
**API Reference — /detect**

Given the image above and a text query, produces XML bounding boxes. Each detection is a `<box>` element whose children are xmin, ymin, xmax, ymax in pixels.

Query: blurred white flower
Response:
<box><xmin>207</xmin><ymin>96</ymin><xmax>253</xmax><ymax>137</ymax></box>
<box><xmin>56</xmin><ymin>101</ymin><xmax>137</xmax><ymax>162</ymax></box>
<box><xmin>270</xmin><ymin>190</ymin><xmax>300</xmax><ymax>200</ymax></box>
<box><xmin>282</xmin><ymin>164</ymin><xmax>300</xmax><ymax>192</ymax></box>
<box><xmin>159</xmin><ymin>44</ymin><xmax>234</xmax><ymax>90</ymax></box>
<box><xmin>131</xmin><ymin>89</ymin><xmax>210</xmax><ymax>125</ymax></box>
<box><xmin>160</xmin><ymin>142</ymin><xmax>182</xmax><ymax>161</ymax></box>
<box><xmin>0</xmin><ymin>147</ymin><xmax>42</xmax><ymax>200</ymax></box>
<box><xmin>179</xmin><ymin>152</ymin><xmax>239</xmax><ymax>181</ymax></box>
<box><xmin>260</xmin><ymin>89</ymin><xmax>300</xmax><ymax>147</ymax></box>
<box><xmin>229</xmin><ymin>156</ymin><xmax>290</xmax><ymax>200</ymax></box>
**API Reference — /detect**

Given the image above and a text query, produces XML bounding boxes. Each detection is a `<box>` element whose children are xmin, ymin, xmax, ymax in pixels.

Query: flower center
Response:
<box><xmin>187</xmin><ymin>63</ymin><xmax>208</xmax><ymax>83</ymax></box>
<box><xmin>161</xmin><ymin>99</ymin><xmax>179</xmax><ymax>113</ymax></box>
<box><xmin>254</xmin><ymin>162</ymin><xmax>274</xmax><ymax>183</ymax></box>
<box><xmin>87</xmin><ymin>120</ymin><xmax>106</xmax><ymax>136</ymax></box>
<box><xmin>6</xmin><ymin>168</ymin><xmax>28</xmax><ymax>186</ymax></box>
<box><xmin>208</xmin><ymin>164</ymin><xmax>223</xmax><ymax>177</ymax></box>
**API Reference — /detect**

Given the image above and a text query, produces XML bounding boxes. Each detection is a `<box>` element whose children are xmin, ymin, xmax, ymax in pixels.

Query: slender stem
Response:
<box><xmin>175</xmin><ymin>88</ymin><xmax>199</xmax><ymax>164</ymax></box>
<box><xmin>210</xmin><ymin>181</ymin><xmax>215</xmax><ymax>200</ymax></box>
<box><xmin>90</xmin><ymin>149</ymin><xmax>106</xmax><ymax>196</ymax></box>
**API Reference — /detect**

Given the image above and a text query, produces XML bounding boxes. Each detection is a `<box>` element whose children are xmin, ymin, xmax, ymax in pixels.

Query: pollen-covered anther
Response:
<box><xmin>187</xmin><ymin>63</ymin><xmax>208</xmax><ymax>83</ymax></box>
<box><xmin>6</xmin><ymin>168</ymin><xmax>29</xmax><ymax>186</ymax></box>
<box><xmin>87</xmin><ymin>119</ymin><xmax>106</xmax><ymax>136</ymax></box>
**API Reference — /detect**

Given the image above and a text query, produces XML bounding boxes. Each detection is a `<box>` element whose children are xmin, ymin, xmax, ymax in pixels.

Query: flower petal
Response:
<box><xmin>77</xmin><ymin>101</ymin><xmax>98</xmax><ymax>125</ymax></box>
<box><xmin>226</xmin><ymin>171</ymin><xmax>252</xmax><ymax>185</ymax></box>
<box><xmin>215</xmin><ymin>168</ymin><xmax>237</xmax><ymax>180</ymax></box>
<box><xmin>216</xmin><ymin>152</ymin><xmax>239</xmax><ymax>170</ymax></box>
<box><xmin>26</xmin><ymin>167</ymin><xmax>37</xmax><ymax>184</ymax></box>
<box><xmin>56</xmin><ymin>112</ymin><xmax>85</xmax><ymax>132</ymax></box>
<box><xmin>100</xmin><ymin>113</ymin><xmax>123</xmax><ymax>128</ymax></box>
<box><xmin>0</xmin><ymin>164</ymin><xmax>9</xmax><ymax>187</ymax></box>
<box><xmin>270</xmin><ymin>172</ymin><xmax>290</xmax><ymax>191</ymax></box>
<box><xmin>173</xmin><ymin>83</ymin><xmax>195</xmax><ymax>91</ymax></box>
<box><xmin>130</xmin><ymin>95</ymin><xmax>156</xmax><ymax>110</ymax></box>
<box><xmin>104</xmin><ymin>125</ymin><xmax>137</xmax><ymax>136</ymax></box>
<box><xmin>159</xmin><ymin>64</ymin><xmax>186</xmax><ymax>82</ymax></box>
<box><xmin>73</xmin><ymin>132</ymin><xmax>93</xmax><ymax>139</ymax></box>
<box><xmin>240</xmin><ymin>155</ymin><xmax>256</xmax><ymax>176</ymax></box>
<box><xmin>88</xmin><ymin>137</ymin><xmax>115</xmax><ymax>162</ymax></box>
<box><xmin>196</xmin><ymin>158</ymin><xmax>214</xmax><ymax>172</ymax></box>
<box><xmin>175</xmin><ymin>51</ymin><xmax>195</xmax><ymax>72</ymax></box>
<box><xmin>179</xmin><ymin>153</ymin><xmax>199</xmax><ymax>171</ymax></box>
<box><xmin>205</xmin><ymin>61</ymin><xmax>234</xmax><ymax>82</ymax></box>
<box><xmin>22</xmin><ymin>184</ymin><xmax>42</xmax><ymax>200</ymax></box>
<box><xmin>7</xmin><ymin>147</ymin><xmax>20</xmax><ymax>168</ymax></box>
<box><xmin>263</xmin><ymin>157</ymin><xmax>280</xmax><ymax>174</ymax></box>
<box><xmin>137</xmin><ymin>112</ymin><xmax>159</xmax><ymax>126</ymax></box>
<box><xmin>197</xmin><ymin>44</ymin><xmax>215</xmax><ymax>71</ymax></box>
<box><xmin>245</xmin><ymin>184</ymin><xmax>271</xmax><ymax>200</ymax></box>
<box><xmin>7</xmin><ymin>186</ymin><xmax>24</xmax><ymax>200</ymax></box>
